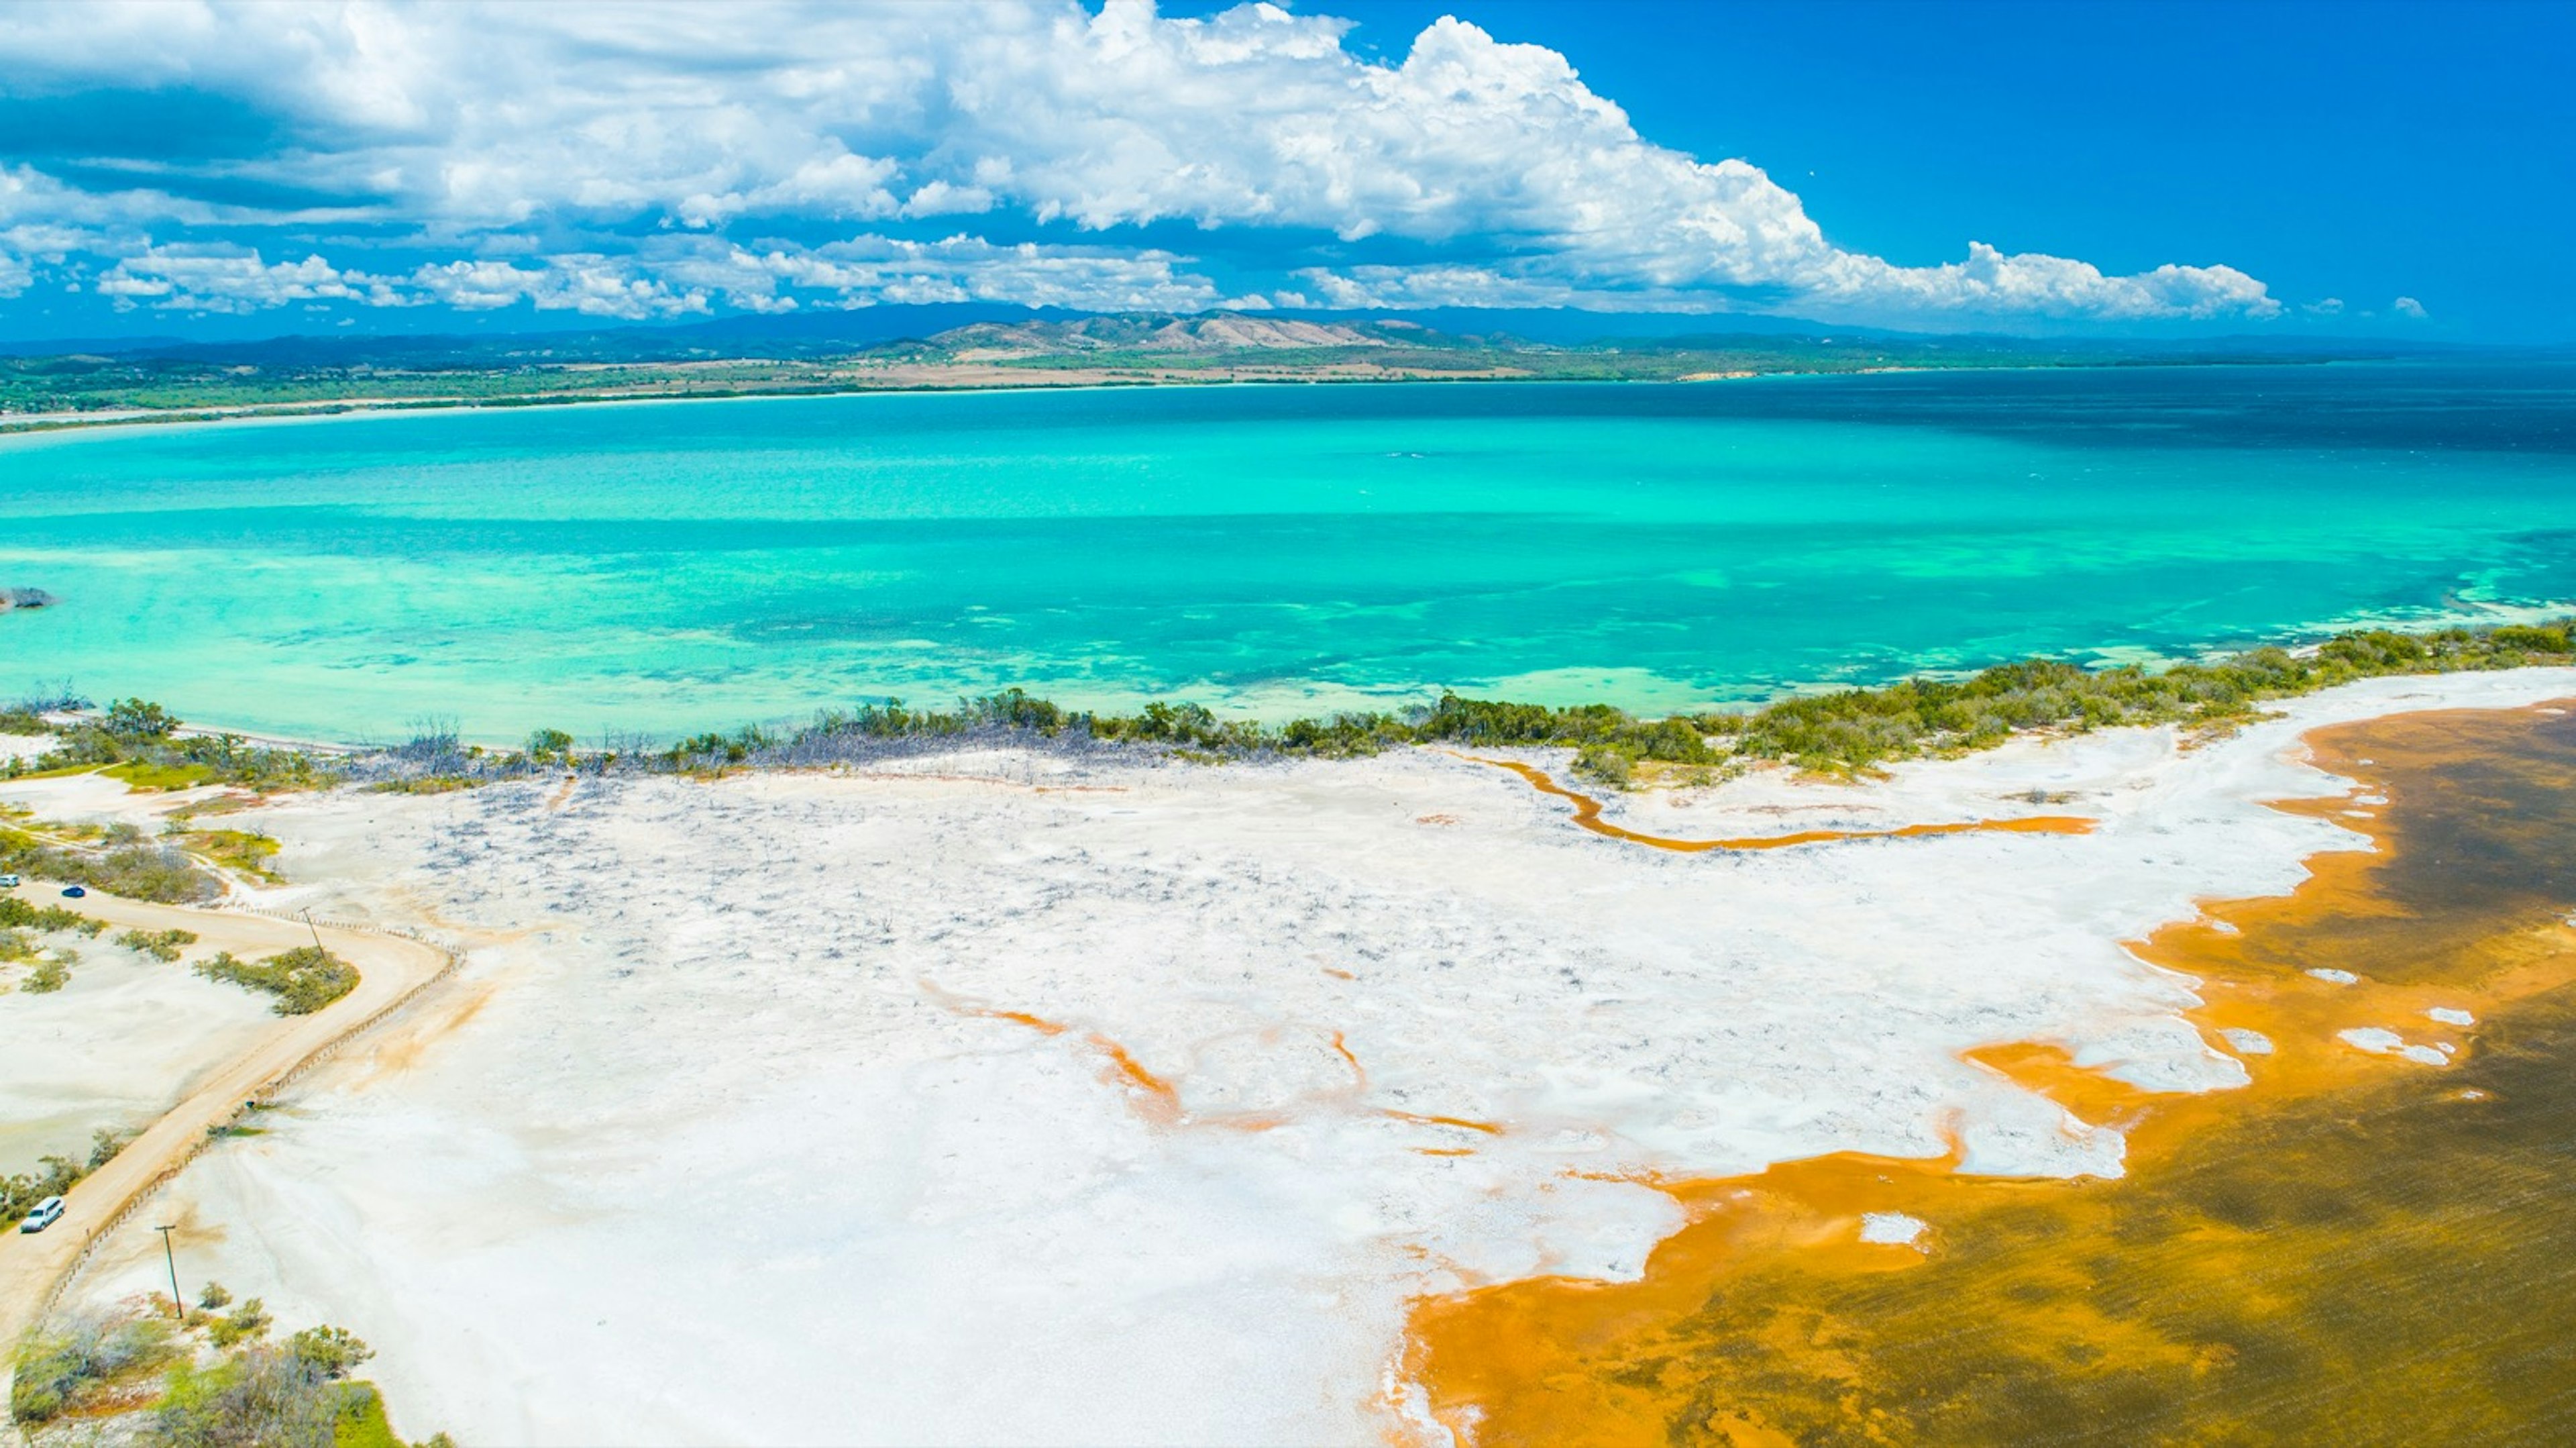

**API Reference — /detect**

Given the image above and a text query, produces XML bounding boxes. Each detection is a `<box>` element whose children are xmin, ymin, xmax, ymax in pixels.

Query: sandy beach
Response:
<box><xmin>16</xmin><ymin>668</ymin><xmax>2576</xmax><ymax>1445</ymax></box>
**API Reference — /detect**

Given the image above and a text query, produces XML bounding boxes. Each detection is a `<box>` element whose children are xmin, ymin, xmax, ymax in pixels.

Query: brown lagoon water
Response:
<box><xmin>1408</xmin><ymin>703</ymin><xmax>2576</xmax><ymax>1445</ymax></box>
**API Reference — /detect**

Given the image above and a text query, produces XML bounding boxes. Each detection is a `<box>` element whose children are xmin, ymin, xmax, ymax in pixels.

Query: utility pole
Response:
<box><xmin>154</xmin><ymin>1225</ymin><xmax>183</xmax><ymax>1319</ymax></box>
<box><xmin>302</xmin><ymin>909</ymin><xmax>325</xmax><ymax>954</ymax></box>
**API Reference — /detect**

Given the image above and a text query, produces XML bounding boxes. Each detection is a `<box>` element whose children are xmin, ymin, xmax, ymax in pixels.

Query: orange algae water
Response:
<box><xmin>1407</xmin><ymin>703</ymin><xmax>2576</xmax><ymax>1445</ymax></box>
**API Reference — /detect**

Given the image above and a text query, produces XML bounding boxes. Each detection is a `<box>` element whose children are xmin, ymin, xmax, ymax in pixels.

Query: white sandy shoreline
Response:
<box><xmin>19</xmin><ymin>667</ymin><xmax>2576</xmax><ymax>1445</ymax></box>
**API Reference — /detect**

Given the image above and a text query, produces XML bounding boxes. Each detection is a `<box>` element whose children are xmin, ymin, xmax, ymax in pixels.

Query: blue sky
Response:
<box><xmin>0</xmin><ymin>0</ymin><xmax>2563</xmax><ymax>342</ymax></box>
<box><xmin>1304</xmin><ymin>0</ymin><xmax>2575</xmax><ymax>341</ymax></box>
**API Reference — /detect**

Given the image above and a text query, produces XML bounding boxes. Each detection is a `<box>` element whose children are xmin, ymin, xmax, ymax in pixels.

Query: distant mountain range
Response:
<box><xmin>0</xmin><ymin>304</ymin><xmax>2473</xmax><ymax>370</ymax></box>
<box><xmin>0</xmin><ymin>305</ymin><xmax>2506</xmax><ymax>435</ymax></box>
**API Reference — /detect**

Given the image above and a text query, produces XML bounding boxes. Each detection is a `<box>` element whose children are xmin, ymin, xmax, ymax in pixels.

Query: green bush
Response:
<box><xmin>10</xmin><ymin>1308</ymin><xmax>178</xmax><ymax>1425</ymax></box>
<box><xmin>150</xmin><ymin>1343</ymin><xmax>335</xmax><ymax>1448</ymax></box>
<box><xmin>206</xmin><ymin>1298</ymin><xmax>271</xmax><ymax>1350</ymax></box>
<box><xmin>23</xmin><ymin>953</ymin><xmax>69</xmax><ymax>993</ymax></box>
<box><xmin>119</xmin><ymin>927</ymin><xmax>200</xmax><ymax>962</ymax></box>
<box><xmin>282</xmin><ymin>1325</ymin><xmax>372</xmax><ymax>1380</ymax></box>
<box><xmin>0</xmin><ymin>825</ymin><xmax>221</xmax><ymax>904</ymax></box>
<box><xmin>88</xmin><ymin>845</ymin><xmax>223</xmax><ymax>903</ymax></box>
<box><xmin>195</xmin><ymin>946</ymin><xmax>358</xmax><ymax>1015</ymax></box>
<box><xmin>3</xmin><ymin>901</ymin><xmax>106</xmax><ymax>935</ymax></box>
<box><xmin>144</xmin><ymin>1322</ymin><xmax>408</xmax><ymax>1448</ymax></box>
<box><xmin>104</xmin><ymin>697</ymin><xmax>181</xmax><ymax>743</ymax></box>
<box><xmin>0</xmin><ymin>1153</ymin><xmax>82</xmax><ymax>1223</ymax></box>
<box><xmin>8</xmin><ymin>696</ymin><xmax>338</xmax><ymax>793</ymax></box>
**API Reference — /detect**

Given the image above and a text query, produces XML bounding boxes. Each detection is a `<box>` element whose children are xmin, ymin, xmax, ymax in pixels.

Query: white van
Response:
<box><xmin>19</xmin><ymin>1196</ymin><xmax>64</xmax><ymax>1233</ymax></box>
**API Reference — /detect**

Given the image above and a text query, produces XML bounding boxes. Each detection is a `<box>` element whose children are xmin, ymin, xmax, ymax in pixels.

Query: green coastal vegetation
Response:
<box><xmin>194</xmin><ymin>946</ymin><xmax>358</xmax><ymax>1016</ymax></box>
<box><xmin>8</xmin><ymin>619</ymin><xmax>2573</xmax><ymax>803</ymax></box>
<box><xmin>0</xmin><ymin>819</ymin><xmax>222</xmax><ymax>904</ymax></box>
<box><xmin>1</xmin><ymin>696</ymin><xmax>331</xmax><ymax>794</ymax></box>
<box><xmin>0</xmin><ymin>1129</ymin><xmax>131</xmax><ymax>1237</ymax></box>
<box><xmin>118</xmin><ymin>927</ymin><xmax>200</xmax><ymax>962</ymax></box>
<box><xmin>10</xmin><ymin>1294</ymin><xmax>450</xmax><ymax>1448</ymax></box>
<box><xmin>616</xmin><ymin>617</ymin><xmax>2576</xmax><ymax>784</ymax></box>
<box><xmin>0</xmin><ymin>896</ymin><xmax>101</xmax><ymax>994</ymax></box>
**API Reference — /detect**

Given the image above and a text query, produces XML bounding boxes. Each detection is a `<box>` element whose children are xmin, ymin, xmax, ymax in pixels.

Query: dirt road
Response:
<box><xmin>0</xmin><ymin>883</ymin><xmax>451</xmax><ymax>1360</ymax></box>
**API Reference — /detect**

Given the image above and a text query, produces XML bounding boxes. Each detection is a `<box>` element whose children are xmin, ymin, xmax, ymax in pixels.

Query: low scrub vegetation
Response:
<box><xmin>11</xmin><ymin>1294</ymin><xmax>451</xmax><ymax>1448</ymax></box>
<box><xmin>19</xmin><ymin>952</ymin><xmax>72</xmax><ymax>993</ymax></box>
<box><xmin>651</xmin><ymin>619</ymin><xmax>2576</xmax><ymax>783</ymax></box>
<box><xmin>0</xmin><ymin>696</ymin><xmax>339</xmax><ymax>792</ymax></box>
<box><xmin>193</xmin><ymin>945</ymin><xmax>357</xmax><ymax>1015</ymax></box>
<box><xmin>118</xmin><ymin>927</ymin><xmax>200</xmax><ymax>962</ymax></box>
<box><xmin>176</xmin><ymin>828</ymin><xmax>284</xmax><ymax>882</ymax></box>
<box><xmin>9</xmin><ymin>1308</ymin><xmax>180</xmax><ymax>1425</ymax></box>
<box><xmin>0</xmin><ymin>896</ymin><xmax>107</xmax><ymax>935</ymax></box>
<box><xmin>28</xmin><ymin>618</ymin><xmax>2576</xmax><ymax>799</ymax></box>
<box><xmin>0</xmin><ymin>823</ymin><xmax>223</xmax><ymax>903</ymax></box>
<box><xmin>0</xmin><ymin>1129</ymin><xmax>131</xmax><ymax>1229</ymax></box>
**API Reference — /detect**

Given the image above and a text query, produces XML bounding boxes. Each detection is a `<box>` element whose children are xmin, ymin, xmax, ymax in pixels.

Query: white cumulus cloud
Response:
<box><xmin>0</xmin><ymin>0</ymin><xmax>2292</xmax><ymax>327</ymax></box>
<box><xmin>95</xmin><ymin>246</ymin><xmax>407</xmax><ymax>313</ymax></box>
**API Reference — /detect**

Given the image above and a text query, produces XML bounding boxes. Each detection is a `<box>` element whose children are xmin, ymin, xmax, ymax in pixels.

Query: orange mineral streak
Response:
<box><xmin>1462</xmin><ymin>755</ymin><xmax>2094</xmax><ymax>851</ymax></box>
<box><xmin>1385</xmin><ymin>1110</ymin><xmax>1506</xmax><ymax>1135</ymax></box>
<box><xmin>1087</xmin><ymin>1033</ymin><xmax>1184</xmax><ymax>1126</ymax></box>
<box><xmin>1407</xmin><ymin>702</ymin><xmax>2576</xmax><ymax>1447</ymax></box>
<box><xmin>920</xmin><ymin>980</ymin><xmax>1180</xmax><ymax>1125</ymax></box>
<box><xmin>1331</xmin><ymin>1030</ymin><xmax>1366</xmax><ymax>1080</ymax></box>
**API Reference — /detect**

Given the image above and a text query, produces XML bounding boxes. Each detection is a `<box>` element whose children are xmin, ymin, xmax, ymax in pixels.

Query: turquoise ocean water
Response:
<box><xmin>1</xmin><ymin>360</ymin><xmax>2573</xmax><ymax>743</ymax></box>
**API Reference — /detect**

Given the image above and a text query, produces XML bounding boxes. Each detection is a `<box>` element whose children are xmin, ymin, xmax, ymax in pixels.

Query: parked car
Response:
<box><xmin>19</xmin><ymin>1196</ymin><xmax>64</xmax><ymax>1234</ymax></box>
<box><xmin>0</xmin><ymin>873</ymin><xmax>18</xmax><ymax>887</ymax></box>
<box><xmin>60</xmin><ymin>886</ymin><xmax>86</xmax><ymax>898</ymax></box>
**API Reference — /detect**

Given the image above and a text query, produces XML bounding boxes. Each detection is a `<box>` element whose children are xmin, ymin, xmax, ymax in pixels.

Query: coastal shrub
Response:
<box><xmin>180</xmin><ymin>829</ymin><xmax>284</xmax><ymax>882</ymax></box>
<box><xmin>89</xmin><ymin>1127</ymin><xmax>133</xmax><ymax>1170</ymax></box>
<box><xmin>104</xmin><ymin>697</ymin><xmax>180</xmax><ymax>743</ymax></box>
<box><xmin>53</xmin><ymin>615</ymin><xmax>2576</xmax><ymax>794</ymax></box>
<box><xmin>1574</xmin><ymin>744</ymin><xmax>1635</xmax><ymax>786</ymax></box>
<box><xmin>7</xmin><ymin>695</ymin><xmax>337</xmax><ymax>792</ymax></box>
<box><xmin>39</xmin><ymin>904</ymin><xmax>107</xmax><ymax>935</ymax></box>
<box><xmin>0</xmin><ymin>825</ymin><xmax>222</xmax><ymax>904</ymax></box>
<box><xmin>282</xmin><ymin>1326</ymin><xmax>372</xmax><ymax>1380</ymax></box>
<box><xmin>2491</xmin><ymin>623</ymin><xmax>2571</xmax><ymax>654</ymax></box>
<box><xmin>9</xmin><ymin>1308</ymin><xmax>178</xmax><ymax>1425</ymax></box>
<box><xmin>0</xmin><ymin>896</ymin><xmax>110</xmax><ymax>927</ymax></box>
<box><xmin>194</xmin><ymin>946</ymin><xmax>357</xmax><ymax>1015</ymax></box>
<box><xmin>170</xmin><ymin>733</ymin><xmax>337</xmax><ymax>792</ymax></box>
<box><xmin>89</xmin><ymin>845</ymin><xmax>223</xmax><ymax>903</ymax></box>
<box><xmin>206</xmin><ymin>1298</ymin><xmax>272</xmax><ymax>1349</ymax></box>
<box><xmin>199</xmin><ymin>1283</ymin><xmax>233</xmax><ymax>1312</ymax></box>
<box><xmin>150</xmin><ymin>1341</ymin><xmax>338</xmax><ymax>1448</ymax></box>
<box><xmin>0</xmin><ymin>1153</ymin><xmax>82</xmax><ymax>1225</ymax></box>
<box><xmin>119</xmin><ymin>927</ymin><xmax>199</xmax><ymax>962</ymax></box>
<box><xmin>23</xmin><ymin>953</ymin><xmax>70</xmax><ymax>992</ymax></box>
<box><xmin>0</xmin><ymin>928</ymin><xmax>31</xmax><ymax>962</ymax></box>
